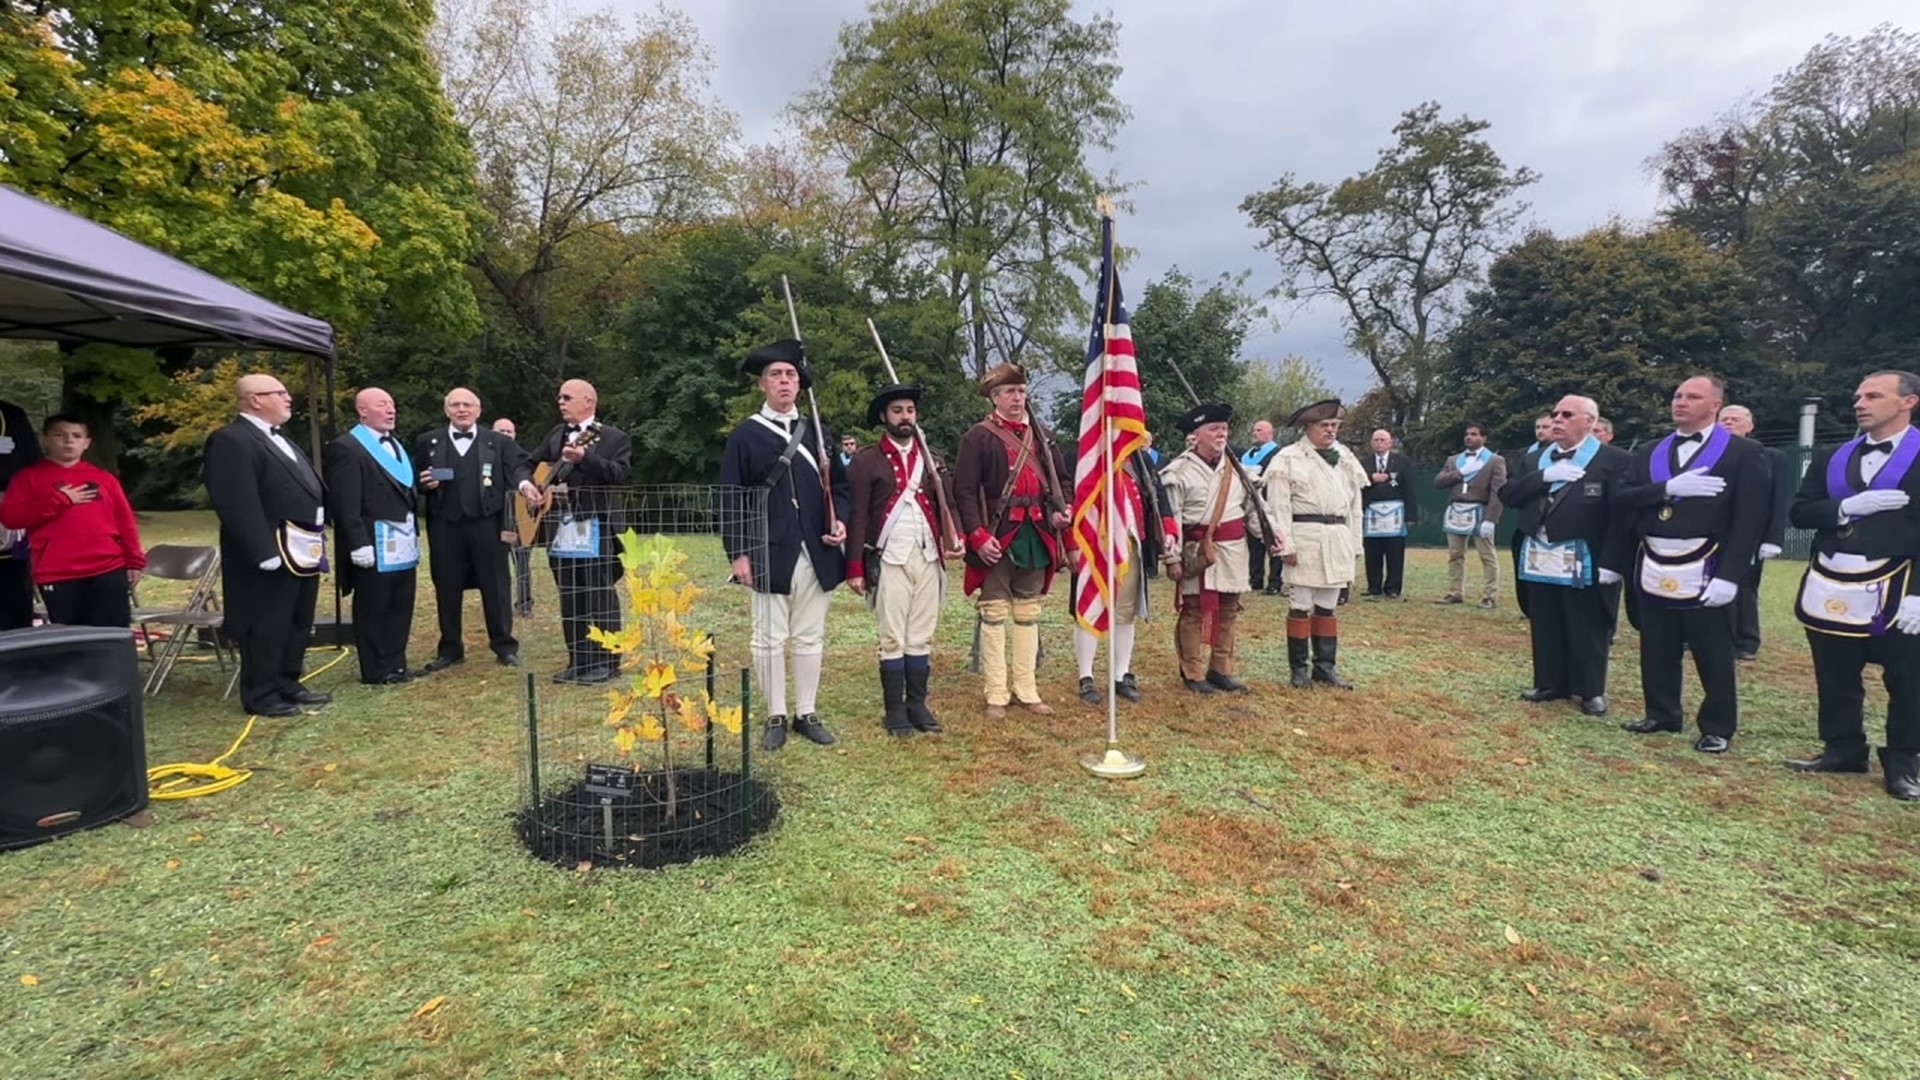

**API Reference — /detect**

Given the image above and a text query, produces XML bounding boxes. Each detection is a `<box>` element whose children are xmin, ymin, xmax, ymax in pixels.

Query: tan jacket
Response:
<box><xmin>1162</xmin><ymin>450</ymin><xmax>1263</xmax><ymax>595</ymax></box>
<box><xmin>1265</xmin><ymin>439</ymin><xmax>1366</xmax><ymax>589</ymax></box>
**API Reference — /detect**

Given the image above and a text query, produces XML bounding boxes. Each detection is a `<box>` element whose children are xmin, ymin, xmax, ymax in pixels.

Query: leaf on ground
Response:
<box><xmin>19</xmin><ymin>974</ymin><xmax>38</xmax><ymax>986</ymax></box>
<box><xmin>412</xmin><ymin>995</ymin><xmax>446</xmax><ymax>1018</ymax></box>
<box><xmin>187</xmin><ymin>833</ymin><xmax>206</xmax><ymax>843</ymax></box>
<box><xmin>520</xmin><ymin>909</ymin><xmax>538</xmax><ymax>918</ymax></box>
<box><xmin>1503</xmin><ymin>924</ymin><xmax>1523</xmax><ymax>946</ymax></box>
<box><xmin>310</xmin><ymin>934</ymin><xmax>336</xmax><ymax>948</ymax></box>
<box><xmin>1100</xmin><ymin>842</ymin><xmax>1117</xmax><ymax>855</ymax></box>
<box><xmin>1118</xmin><ymin>982</ymin><xmax>1137</xmax><ymax>1001</ymax></box>
<box><xmin>1524</xmin><ymin>982</ymin><xmax>1539</xmax><ymax>997</ymax></box>
<box><xmin>903</xmin><ymin>836</ymin><xmax>928</xmax><ymax>844</ymax></box>
<box><xmin>322</xmin><ymin>763</ymin><xmax>338</xmax><ymax>773</ymax></box>
<box><xmin>1510</xmin><ymin>757</ymin><xmax>1531</xmax><ymax>767</ymax></box>
<box><xmin>165</xmin><ymin>858</ymin><xmax>181</xmax><ymax>869</ymax></box>
<box><xmin>1291</xmin><ymin>728</ymin><xmax>1307</xmax><ymax>736</ymax></box>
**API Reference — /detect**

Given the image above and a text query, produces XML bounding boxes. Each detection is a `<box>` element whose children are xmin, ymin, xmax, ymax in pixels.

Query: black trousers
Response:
<box><xmin>1248</xmin><ymin>549</ymin><xmax>1282</xmax><ymax>591</ymax></box>
<box><xmin>1528</xmin><ymin>583</ymin><xmax>1611</xmax><ymax>699</ymax></box>
<box><xmin>1511</xmin><ymin>532</ymin><xmax>1530</xmax><ymax>618</ymax></box>
<box><xmin>228</xmin><ymin>568</ymin><xmax>319</xmax><ymax>714</ymax></box>
<box><xmin>1808</xmin><ymin>629</ymin><xmax>1920</xmax><ymax>753</ymax></box>
<box><xmin>0</xmin><ymin>555</ymin><xmax>31</xmax><ymax>630</ymax></box>
<box><xmin>1733</xmin><ymin>559</ymin><xmax>1764</xmax><ymax>655</ymax></box>
<box><xmin>350</xmin><ymin>566</ymin><xmax>416</xmax><ymax>682</ymax></box>
<box><xmin>428</xmin><ymin>517</ymin><xmax>516</xmax><ymax>660</ymax></box>
<box><xmin>1601</xmin><ymin>580</ymin><xmax>1622</xmax><ymax>641</ymax></box>
<box><xmin>512</xmin><ymin>544</ymin><xmax>534</xmax><ymax>613</ymax></box>
<box><xmin>550</xmin><ymin>552</ymin><xmax>620</xmax><ymax>674</ymax></box>
<box><xmin>39</xmin><ymin>569</ymin><xmax>132</xmax><ymax>628</ymax></box>
<box><xmin>1638</xmin><ymin>599</ymin><xmax>1738</xmax><ymax>736</ymax></box>
<box><xmin>1363</xmin><ymin>536</ymin><xmax>1406</xmax><ymax>596</ymax></box>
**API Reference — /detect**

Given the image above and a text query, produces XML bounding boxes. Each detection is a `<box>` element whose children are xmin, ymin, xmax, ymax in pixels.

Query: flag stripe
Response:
<box><xmin>1071</xmin><ymin>217</ymin><xmax>1146</xmax><ymax>636</ymax></box>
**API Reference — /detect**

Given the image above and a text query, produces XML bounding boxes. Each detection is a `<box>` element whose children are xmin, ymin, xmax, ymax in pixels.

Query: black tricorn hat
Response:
<box><xmin>867</xmin><ymin>382</ymin><xmax>922</xmax><ymax>427</ymax></box>
<box><xmin>741</xmin><ymin>339</ymin><xmax>811</xmax><ymax>390</ymax></box>
<box><xmin>1288</xmin><ymin>398</ymin><xmax>1344</xmax><ymax>427</ymax></box>
<box><xmin>1175</xmin><ymin>401</ymin><xmax>1233</xmax><ymax>434</ymax></box>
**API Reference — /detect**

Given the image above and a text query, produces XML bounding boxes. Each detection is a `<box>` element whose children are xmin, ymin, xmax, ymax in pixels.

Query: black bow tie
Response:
<box><xmin>268</xmin><ymin>426</ymin><xmax>282</xmax><ymax>437</ymax></box>
<box><xmin>1551</xmin><ymin>448</ymin><xmax>1576</xmax><ymax>461</ymax></box>
<box><xmin>566</xmin><ymin>424</ymin><xmax>581</xmax><ymax>435</ymax></box>
<box><xmin>1675</xmin><ymin>431</ymin><xmax>1703</xmax><ymax>444</ymax></box>
<box><xmin>452</xmin><ymin>430</ymin><xmax>473</xmax><ymax>440</ymax></box>
<box><xmin>1866</xmin><ymin>440</ymin><xmax>1895</xmax><ymax>456</ymax></box>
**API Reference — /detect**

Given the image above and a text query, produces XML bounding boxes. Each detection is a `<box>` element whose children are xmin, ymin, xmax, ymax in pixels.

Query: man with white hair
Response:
<box><xmin>1499</xmin><ymin>394</ymin><xmax>1633</xmax><ymax>716</ymax></box>
<box><xmin>1266</xmin><ymin>399</ymin><xmax>1368</xmax><ymax>689</ymax></box>
<box><xmin>1239</xmin><ymin>419</ymin><xmax>1283</xmax><ymax>594</ymax></box>
<box><xmin>324</xmin><ymin>387</ymin><xmax>421</xmax><ymax>685</ymax></box>
<box><xmin>1716</xmin><ymin>404</ymin><xmax>1789</xmax><ymax>659</ymax></box>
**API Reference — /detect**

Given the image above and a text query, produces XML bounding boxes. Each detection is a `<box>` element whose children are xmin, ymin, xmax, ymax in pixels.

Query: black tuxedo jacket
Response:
<box><xmin>528</xmin><ymin>420</ymin><xmax>633</xmax><ymax>551</ymax></box>
<box><xmin>1760</xmin><ymin>445</ymin><xmax>1792</xmax><ymax>548</ymax></box>
<box><xmin>1359</xmin><ymin>450</ymin><xmax>1420</xmax><ymax>523</ymax></box>
<box><xmin>1610</xmin><ymin>431</ymin><xmax>1770</xmax><ymax>578</ymax></box>
<box><xmin>414</xmin><ymin>427</ymin><xmax>531</xmax><ymax>528</ymax></box>
<box><xmin>322</xmin><ymin>432</ymin><xmax>417</xmax><ymax>592</ymax></box>
<box><xmin>1499</xmin><ymin>442</ymin><xmax>1634</xmax><ymax>575</ymax></box>
<box><xmin>1791</xmin><ymin>435</ymin><xmax>1920</xmax><ymax>598</ymax></box>
<box><xmin>0</xmin><ymin>397</ymin><xmax>43</xmax><ymax>493</ymax></box>
<box><xmin>204</xmin><ymin>417</ymin><xmax>327</xmax><ymax>571</ymax></box>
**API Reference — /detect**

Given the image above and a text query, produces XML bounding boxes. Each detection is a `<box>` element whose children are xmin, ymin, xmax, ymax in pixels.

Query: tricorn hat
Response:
<box><xmin>1175</xmin><ymin>401</ymin><xmax>1234</xmax><ymax>434</ymax></box>
<box><xmin>867</xmin><ymin>382</ymin><xmax>922</xmax><ymax>427</ymax></box>
<box><xmin>741</xmin><ymin>339</ymin><xmax>811</xmax><ymax>390</ymax></box>
<box><xmin>1288</xmin><ymin>398</ymin><xmax>1345</xmax><ymax>427</ymax></box>
<box><xmin>977</xmin><ymin>362</ymin><xmax>1027</xmax><ymax>397</ymax></box>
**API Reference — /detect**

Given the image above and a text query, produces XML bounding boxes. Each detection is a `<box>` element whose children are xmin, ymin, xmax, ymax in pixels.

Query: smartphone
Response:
<box><xmin>430</xmin><ymin>467</ymin><xmax>456</xmax><ymax>482</ymax></box>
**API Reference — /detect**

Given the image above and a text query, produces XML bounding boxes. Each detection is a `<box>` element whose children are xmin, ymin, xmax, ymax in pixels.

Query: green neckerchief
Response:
<box><xmin>1315</xmin><ymin>446</ymin><xmax>1341</xmax><ymax>466</ymax></box>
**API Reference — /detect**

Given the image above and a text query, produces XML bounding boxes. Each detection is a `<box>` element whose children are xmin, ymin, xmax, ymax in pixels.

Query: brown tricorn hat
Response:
<box><xmin>977</xmin><ymin>362</ymin><xmax>1027</xmax><ymax>397</ymax></box>
<box><xmin>1287</xmin><ymin>398</ymin><xmax>1345</xmax><ymax>427</ymax></box>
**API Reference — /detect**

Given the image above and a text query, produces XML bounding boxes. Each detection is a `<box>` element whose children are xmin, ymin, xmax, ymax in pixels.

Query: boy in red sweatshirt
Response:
<box><xmin>0</xmin><ymin>414</ymin><xmax>146</xmax><ymax>627</ymax></box>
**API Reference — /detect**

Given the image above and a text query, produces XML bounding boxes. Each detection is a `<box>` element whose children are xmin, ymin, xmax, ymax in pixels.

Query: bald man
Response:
<box><xmin>1717</xmin><ymin>405</ymin><xmax>1790</xmax><ymax>659</ymax></box>
<box><xmin>203</xmin><ymin>373</ymin><xmax>331</xmax><ymax>717</ymax></box>
<box><xmin>323</xmin><ymin>387</ymin><xmax>421</xmax><ymax>685</ymax></box>
<box><xmin>530</xmin><ymin>379</ymin><xmax>633</xmax><ymax>684</ymax></box>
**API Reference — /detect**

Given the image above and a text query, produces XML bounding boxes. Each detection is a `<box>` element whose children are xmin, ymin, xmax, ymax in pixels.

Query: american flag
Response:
<box><xmin>1071</xmin><ymin>214</ymin><xmax>1148</xmax><ymax>635</ymax></box>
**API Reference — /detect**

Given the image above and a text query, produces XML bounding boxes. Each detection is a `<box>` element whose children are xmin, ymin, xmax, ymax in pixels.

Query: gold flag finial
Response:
<box><xmin>1095</xmin><ymin>194</ymin><xmax>1115</xmax><ymax>217</ymax></box>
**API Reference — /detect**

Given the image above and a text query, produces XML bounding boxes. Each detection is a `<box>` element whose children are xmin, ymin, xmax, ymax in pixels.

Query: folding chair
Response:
<box><xmin>132</xmin><ymin>544</ymin><xmax>227</xmax><ymax>694</ymax></box>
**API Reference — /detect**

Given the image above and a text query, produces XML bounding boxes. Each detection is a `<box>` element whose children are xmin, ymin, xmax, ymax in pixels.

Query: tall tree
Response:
<box><xmin>801</xmin><ymin>0</ymin><xmax>1130</xmax><ymax>378</ymax></box>
<box><xmin>1235</xmin><ymin>356</ymin><xmax>1335</xmax><ymax>437</ymax></box>
<box><xmin>1240</xmin><ymin>103</ymin><xmax>1538</xmax><ymax>430</ymax></box>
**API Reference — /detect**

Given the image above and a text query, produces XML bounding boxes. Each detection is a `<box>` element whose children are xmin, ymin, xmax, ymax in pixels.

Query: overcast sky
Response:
<box><xmin>640</xmin><ymin>0</ymin><xmax>1910</xmax><ymax>396</ymax></box>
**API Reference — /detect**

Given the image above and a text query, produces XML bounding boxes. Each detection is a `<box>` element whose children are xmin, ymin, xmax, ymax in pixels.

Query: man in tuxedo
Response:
<box><xmin>530</xmin><ymin>379</ymin><xmax>633</xmax><ymax>684</ymax></box>
<box><xmin>1359</xmin><ymin>428</ymin><xmax>1418</xmax><ymax>599</ymax></box>
<box><xmin>1785</xmin><ymin>370</ymin><xmax>1920</xmax><ymax>801</ymax></box>
<box><xmin>1510</xmin><ymin>413</ymin><xmax>1554</xmax><ymax>619</ymax></box>
<box><xmin>1717</xmin><ymin>404</ymin><xmax>1790</xmax><ymax>660</ymax></box>
<box><xmin>0</xmin><ymin>396</ymin><xmax>44</xmax><ymax>629</ymax></box>
<box><xmin>1500</xmin><ymin>395</ymin><xmax>1632</xmax><ymax>716</ymax></box>
<box><xmin>493</xmin><ymin>416</ymin><xmax>537</xmax><ymax>617</ymax></box>
<box><xmin>1434</xmin><ymin>422</ymin><xmax>1507</xmax><ymax>608</ymax></box>
<box><xmin>203</xmin><ymin>373</ymin><xmax>331</xmax><ymax>717</ymax></box>
<box><xmin>1612</xmin><ymin>376</ymin><xmax>1770</xmax><ymax>753</ymax></box>
<box><xmin>323</xmin><ymin>388</ymin><xmax>421</xmax><ymax>685</ymax></box>
<box><xmin>416</xmin><ymin>388</ymin><xmax>537</xmax><ymax>671</ymax></box>
<box><xmin>1239</xmin><ymin>419</ymin><xmax>1284</xmax><ymax>594</ymax></box>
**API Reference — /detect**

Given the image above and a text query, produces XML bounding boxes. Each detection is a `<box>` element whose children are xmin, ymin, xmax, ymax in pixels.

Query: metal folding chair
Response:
<box><xmin>132</xmin><ymin>544</ymin><xmax>227</xmax><ymax>694</ymax></box>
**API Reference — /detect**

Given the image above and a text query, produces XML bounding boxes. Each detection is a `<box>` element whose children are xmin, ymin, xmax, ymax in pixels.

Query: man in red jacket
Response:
<box><xmin>0</xmin><ymin>414</ymin><xmax>145</xmax><ymax>627</ymax></box>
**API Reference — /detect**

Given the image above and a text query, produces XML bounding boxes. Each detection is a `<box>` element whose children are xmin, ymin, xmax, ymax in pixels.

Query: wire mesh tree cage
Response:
<box><xmin>513</xmin><ymin>485</ymin><xmax>779</xmax><ymax>869</ymax></box>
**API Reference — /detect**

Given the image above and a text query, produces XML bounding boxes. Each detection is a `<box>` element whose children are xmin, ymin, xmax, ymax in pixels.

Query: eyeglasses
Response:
<box><xmin>251</xmin><ymin>389</ymin><xmax>291</xmax><ymax>399</ymax></box>
<box><xmin>1550</xmin><ymin>409</ymin><xmax>1581</xmax><ymax>419</ymax></box>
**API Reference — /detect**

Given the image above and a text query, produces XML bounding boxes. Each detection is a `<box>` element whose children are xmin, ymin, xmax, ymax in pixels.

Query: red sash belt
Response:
<box><xmin>1179</xmin><ymin>519</ymin><xmax>1246</xmax><ymax>644</ymax></box>
<box><xmin>1183</xmin><ymin>520</ymin><xmax>1246</xmax><ymax>543</ymax></box>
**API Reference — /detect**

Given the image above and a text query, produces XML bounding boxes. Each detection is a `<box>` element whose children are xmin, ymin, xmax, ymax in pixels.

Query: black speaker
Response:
<box><xmin>0</xmin><ymin>625</ymin><xmax>149</xmax><ymax>851</ymax></box>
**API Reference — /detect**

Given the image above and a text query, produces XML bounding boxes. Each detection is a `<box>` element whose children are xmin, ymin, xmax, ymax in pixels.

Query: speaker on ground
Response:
<box><xmin>0</xmin><ymin>625</ymin><xmax>148</xmax><ymax>851</ymax></box>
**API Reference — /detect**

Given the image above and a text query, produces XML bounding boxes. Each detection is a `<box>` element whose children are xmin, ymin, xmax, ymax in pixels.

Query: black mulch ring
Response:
<box><xmin>515</xmin><ymin>768</ymin><xmax>779</xmax><ymax>870</ymax></box>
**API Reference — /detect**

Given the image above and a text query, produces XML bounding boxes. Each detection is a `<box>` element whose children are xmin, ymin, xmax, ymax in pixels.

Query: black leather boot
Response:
<box><xmin>881</xmin><ymin>664</ymin><xmax>913</xmax><ymax>737</ymax></box>
<box><xmin>1878</xmin><ymin>747</ymin><xmax>1920</xmax><ymax>801</ymax></box>
<box><xmin>1311</xmin><ymin>609</ymin><xmax>1353</xmax><ymax>690</ymax></box>
<box><xmin>904</xmin><ymin>661</ymin><xmax>943</xmax><ymax>733</ymax></box>
<box><xmin>1288</xmin><ymin>632</ymin><xmax>1312</xmax><ymax>689</ymax></box>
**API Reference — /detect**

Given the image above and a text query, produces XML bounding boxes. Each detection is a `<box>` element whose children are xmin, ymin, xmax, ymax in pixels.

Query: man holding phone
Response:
<box><xmin>0</xmin><ymin>413</ymin><xmax>146</xmax><ymax>627</ymax></box>
<box><xmin>416</xmin><ymin>388</ymin><xmax>537</xmax><ymax>670</ymax></box>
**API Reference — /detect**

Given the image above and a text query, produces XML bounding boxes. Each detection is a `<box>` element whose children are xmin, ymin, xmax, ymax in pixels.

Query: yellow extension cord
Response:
<box><xmin>146</xmin><ymin>648</ymin><xmax>354</xmax><ymax>800</ymax></box>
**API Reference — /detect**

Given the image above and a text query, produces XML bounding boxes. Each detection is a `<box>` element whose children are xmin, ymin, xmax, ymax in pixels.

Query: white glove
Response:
<box><xmin>350</xmin><ymin>545</ymin><xmax>375</xmax><ymax>568</ymax></box>
<box><xmin>1664</xmin><ymin>468</ymin><xmax>1726</xmax><ymax>499</ymax></box>
<box><xmin>518</xmin><ymin>480</ymin><xmax>539</xmax><ymax>498</ymax></box>
<box><xmin>1896</xmin><ymin>596</ymin><xmax>1920</xmax><ymax>635</ymax></box>
<box><xmin>1541</xmin><ymin>461</ymin><xmax>1586</xmax><ymax>484</ymax></box>
<box><xmin>1701</xmin><ymin>578</ymin><xmax>1738</xmax><ymax>607</ymax></box>
<box><xmin>1596</xmin><ymin>568</ymin><xmax>1622</xmax><ymax>586</ymax></box>
<box><xmin>1758</xmin><ymin>543</ymin><xmax>1782</xmax><ymax>560</ymax></box>
<box><xmin>258</xmin><ymin>556</ymin><xmax>283</xmax><ymax>572</ymax></box>
<box><xmin>1839</xmin><ymin>489</ymin><xmax>1909</xmax><ymax>519</ymax></box>
<box><xmin>1478</xmin><ymin>521</ymin><xmax>1495</xmax><ymax>541</ymax></box>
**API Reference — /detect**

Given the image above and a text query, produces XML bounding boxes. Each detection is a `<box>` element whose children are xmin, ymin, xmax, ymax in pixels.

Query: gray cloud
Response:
<box><xmin>622</xmin><ymin>0</ymin><xmax>1911</xmax><ymax>395</ymax></box>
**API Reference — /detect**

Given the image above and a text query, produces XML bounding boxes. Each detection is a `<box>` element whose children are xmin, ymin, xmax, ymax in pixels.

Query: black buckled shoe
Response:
<box><xmin>761</xmin><ymin>715</ymin><xmax>788</xmax><ymax>751</ymax></box>
<box><xmin>792</xmin><ymin>713</ymin><xmax>837</xmax><ymax>746</ymax></box>
<box><xmin>1114</xmin><ymin>673</ymin><xmax>1141</xmax><ymax>703</ymax></box>
<box><xmin>1694</xmin><ymin>734</ymin><xmax>1731</xmax><ymax>754</ymax></box>
<box><xmin>1182</xmin><ymin>678</ymin><xmax>1217</xmax><ymax>694</ymax></box>
<box><xmin>1078</xmin><ymin>676</ymin><xmax>1103</xmax><ymax>705</ymax></box>
<box><xmin>1206</xmin><ymin>670</ymin><xmax>1248</xmax><ymax>693</ymax></box>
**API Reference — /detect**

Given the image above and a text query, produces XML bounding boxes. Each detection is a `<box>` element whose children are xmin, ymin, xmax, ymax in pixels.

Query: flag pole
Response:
<box><xmin>1082</xmin><ymin>198</ymin><xmax>1144</xmax><ymax>780</ymax></box>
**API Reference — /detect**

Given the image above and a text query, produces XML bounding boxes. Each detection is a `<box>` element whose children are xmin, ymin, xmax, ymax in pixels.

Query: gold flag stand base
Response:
<box><xmin>1080</xmin><ymin>745</ymin><xmax>1146</xmax><ymax>779</ymax></box>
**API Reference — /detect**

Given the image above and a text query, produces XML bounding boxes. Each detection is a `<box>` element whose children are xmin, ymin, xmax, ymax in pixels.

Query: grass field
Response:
<box><xmin>2</xmin><ymin>511</ymin><xmax>1917</xmax><ymax>1079</ymax></box>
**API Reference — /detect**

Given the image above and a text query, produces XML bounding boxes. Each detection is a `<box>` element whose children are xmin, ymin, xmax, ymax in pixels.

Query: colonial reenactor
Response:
<box><xmin>1360</xmin><ymin>428</ymin><xmax>1419</xmax><ymax>599</ymax></box>
<box><xmin>323</xmin><ymin>388</ymin><xmax>421</xmax><ymax>686</ymax></box>
<box><xmin>1163</xmin><ymin>402</ymin><xmax>1271</xmax><ymax>693</ymax></box>
<box><xmin>1433</xmin><ymin>422</ymin><xmax>1507</xmax><ymax>607</ymax></box>
<box><xmin>416</xmin><ymin>388</ymin><xmax>537</xmax><ymax>671</ymax></box>
<box><xmin>1072</xmin><ymin>446</ymin><xmax>1179</xmax><ymax>705</ymax></box>
<box><xmin>953</xmin><ymin>363</ymin><xmax>1071</xmax><ymax>718</ymax></box>
<box><xmin>1510</xmin><ymin>413</ymin><xmax>1555</xmax><ymax>620</ymax></box>
<box><xmin>1499</xmin><ymin>395</ymin><xmax>1632</xmax><ymax>716</ymax></box>
<box><xmin>1612</xmin><ymin>376</ymin><xmax>1769</xmax><ymax>753</ymax></box>
<box><xmin>1239</xmin><ymin>419</ymin><xmax>1284</xmax><ymax>595</ymax></box>
<box><xmin>845</xmin><ymin>383</ymin><xmax>958</xmax><ymax>737</ymax></box>
<box><xmin>1717</xmin><ymin>404</ymin><xmax>1790</xmax><ymax>660</ymax></box>
<box><xmin>203</xmin><ymin>374</ymin><xmax>330</xmax><ymax>717</ymax></box>
<box><xmin>719</xmin><ymin>341</ymin><xmax>849</xmax><ymax>748</ymax></box>
<box><xmin>0</xmin><ymin>395</ymin><xmax>43</xmax><ymax>630</ymax></box>
<box><xmin>529</xmin><ymin>379</ymin><xmax>633</xmax><ymax>685</ymax></box>
<box><xmin>1785</xmin><ymin>370</ymin><xmax>1920</xmax><ymax>800</ymax></box>
<box><xmin>1266</xmin><ymin>400</ymin><xmax>1367</xmax><ymax>689</ymax></box>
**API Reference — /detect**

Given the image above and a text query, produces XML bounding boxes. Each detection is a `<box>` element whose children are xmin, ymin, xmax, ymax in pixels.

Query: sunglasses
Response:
<box><xmin>1550</xmin><ymin>409</ymin><xmax>1581</xmax><ymax>419</ymax></box>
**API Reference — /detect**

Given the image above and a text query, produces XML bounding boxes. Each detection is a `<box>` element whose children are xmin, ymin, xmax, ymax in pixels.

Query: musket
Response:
<box><xmin>865</xmin><ymin>318</ymin><xmax>964</xmax><ymax>554</ymax></box>
<box><xmin>1159</xmin><ymin>351</ymin><xmax>1285</xmax><ymax>552</ymax></box>
<box><xmin>779</xmin><ymin>275</ymin><xmax>841</xmax><ymax>537</ymax></box>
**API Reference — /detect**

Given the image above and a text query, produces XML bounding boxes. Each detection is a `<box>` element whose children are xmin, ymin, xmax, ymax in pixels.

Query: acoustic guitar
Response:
<box><xmin>515</xmin><ymin>426</ymin><xmax>602</xmax><ymax>547</ymax></box>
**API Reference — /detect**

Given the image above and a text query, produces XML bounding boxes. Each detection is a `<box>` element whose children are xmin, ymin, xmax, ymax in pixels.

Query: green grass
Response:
<box><xmin>3</xmin><ymin>512</ymin><xmax>1918</xmax><ymax>1078</ymax></box>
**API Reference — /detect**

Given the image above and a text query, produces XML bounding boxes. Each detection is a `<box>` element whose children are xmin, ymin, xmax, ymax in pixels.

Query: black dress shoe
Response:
<box><xmin>1114</xmin><ymin>674</ymin><xmax>1141</xmax><ymax>703</ymax></box>
<box><xmin>255</xmin><ymin>701</ymin><xmax>301</xmax><ymax>718</ymax></box>
<box><xmin>1182</xmin><ymin>678</ymin><xmax>1217</xmax><ymax>694</ymax></box>
<box><xmin>366</xmin><ymin>671</ymin><xmax>413</xmax><ymax>686</ymax></box>
<box><xmin>1880</xmin><ymin>747</ymin><xmax>1920</xmax><ymax>800</ymax></box>
<box><xmin>1735</xmin><ymin>651</ymin><xmax>1757</xmax><ymax>662</ymax></box>
<box><xmin>1579</xmin><ymin>696</ymin><xmax>1608</xmax><ymax>717</ymax></box>
<box><xmin>1622</xmin><ymin>717</ymin><xmax>1683</xmax><ymax>734</ymax></box>
<box><xmin>551</xmin><ymin>668</ymin><xmax>608</xmax><ymax>685</ymax></box>
<box><xmin>1694</xmin><ymin>734</ymin><xmax>1731</xmax><ymax>754</ymax></box>
<box><xmin>286</xmin><ymin>689</ymin><xmax>331</xmax><ymax>706</ymax></box>
<box><xmin>761</xmin><ymin>715</ymin><xmax>788</xmax><ymax>751</ymax></box>
<box><xmin>495</xmin><ymin>652</ymin><xmax>521</xmax><ymax>667</ymax></box>
<box><xmin>423</xmin><ymin>654</ymin><xmax>464</xmax><ymax>673</ymax></box>
<box><xmin>1785</xmin><ymin>747</ymin><xmax>1870</xmax><ymax>773</ymax></box>
<box><xmin>1384</xmin><ymin>591</ymin><xmax>1401</xmax><ymax>599</ymax></box>
<box><xmin>1518</xmin><ymin>688</ymin><xmax>1568</xmax><ymax>703</ymax></box>
<box><xmin>791</xmin><ymin>713</ymin><xmax>836</xmax><ymax>745</ymax></box>
<box><xmin>1206</xmin><ymin>670</ymin><xmax>1249</xmax><ymax>693</ymax></box>
<box><xmin>1078</xmin><ymin>676</ymin><xmax>1102</xmax><ymax>705</ymax></box>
